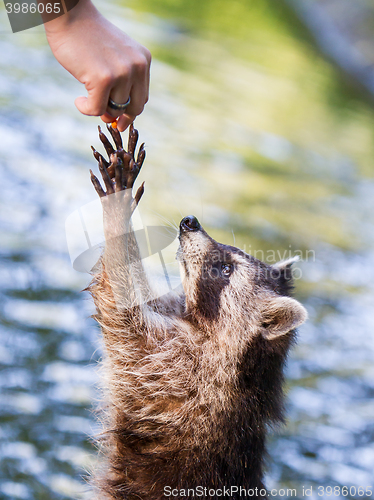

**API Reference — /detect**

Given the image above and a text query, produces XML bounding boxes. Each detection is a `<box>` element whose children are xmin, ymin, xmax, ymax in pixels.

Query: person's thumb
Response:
<box><xmin>75</xmin><ymin>86</ymin><xmax>110</xmax><ymax>116</ymax></box>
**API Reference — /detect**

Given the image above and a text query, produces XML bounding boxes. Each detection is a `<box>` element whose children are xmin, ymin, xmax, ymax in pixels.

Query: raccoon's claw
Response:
<box><xmin>98</xmin><ymin>126</ymin><xmax>116</xmax><ymax>158</ymax></box>
<box><xmin>131</xmin><ymin>181</ymin><xmax>145</xmax><ymax>213</ymax></box>
<box><xmin>91</xmin><ymin>146</ymin><xmax>109</xmax><ymax>169</ymax></box>
<box><xmin>98</xmin><ymin>156</ymin><xmax>114</xmax><ymax>195</ymax></box>
<box><xmin>106</xmin><ymin>123</ymin><xmax>123</xmax><ymax>150</ymax></box>
<box><xmin>90</xmin><ymin>169</ymin><xmax>106</xmax><ymax>198</ymax></box>
<box><xmin>113</xmin><ymin>155</ymin><xmax>125</xmax><ymax>193</ymax></box>
<box><xmin>90</xmin><ymin>124</ymin><xmax>146</xmax><ymax>205</ymax></box>
<box><xmin>137</xmin><ymin>143</ymin><xmax>146</xmax><ymax>169</ymax></box>
<box><xmin>93</xmin><ymin>124</ymin><xmax>145</xmax><ymax>183</ymax></box>
<box><xmin>127</xmin><ymin>124</ymin><xmax>139</xmax><ymax>157</ymax></box>
<box><xmin>135</xmin><ymin>181</ymin><xmax>145</xmax><ymax>204</ymax></box>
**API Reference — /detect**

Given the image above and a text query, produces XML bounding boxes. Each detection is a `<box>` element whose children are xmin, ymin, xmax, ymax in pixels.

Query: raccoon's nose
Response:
<box><xmin>180</xmin><ymin>215</ymin><xmax>200</xmax><ymax>232</ymax></box>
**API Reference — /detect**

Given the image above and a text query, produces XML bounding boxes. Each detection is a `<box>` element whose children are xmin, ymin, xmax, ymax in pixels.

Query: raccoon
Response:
<box><xmin>88</xmin><ymin>125</ymin><xmax>307</xmax><ymax>500</ymax></box>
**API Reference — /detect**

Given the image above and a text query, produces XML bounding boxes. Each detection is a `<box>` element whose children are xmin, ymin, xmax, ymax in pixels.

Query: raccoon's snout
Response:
<box><xmin>180</xmin><ymin>215</ymin><xmax>200</xmax><ymax>233</ymax></box>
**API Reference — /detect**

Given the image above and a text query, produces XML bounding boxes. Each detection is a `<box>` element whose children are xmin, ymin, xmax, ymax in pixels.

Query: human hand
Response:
<box><xmin>43</xmin><ymin>0</ymin><xmax>151</xmax><ymax>131</ymax></box>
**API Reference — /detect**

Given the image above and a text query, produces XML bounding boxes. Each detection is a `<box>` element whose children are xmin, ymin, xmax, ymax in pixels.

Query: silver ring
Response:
<box><xmin>108</xmin><ymin>96</ymin><xmax>131</xmax><ymax>111</ymax></box>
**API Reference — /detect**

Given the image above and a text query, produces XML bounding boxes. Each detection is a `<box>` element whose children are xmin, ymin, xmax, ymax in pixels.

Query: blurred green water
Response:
<box><xmin>0</xmin><ymin>0</ymin><xmax>374</xmax><ymax>498</ymax></box>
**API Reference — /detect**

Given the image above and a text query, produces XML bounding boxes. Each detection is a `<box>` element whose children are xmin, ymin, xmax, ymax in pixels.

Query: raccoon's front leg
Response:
<box><xmin>90</xmin><ymin>124</ymin><xmax>151</xmax><ymax>314</ymax></box>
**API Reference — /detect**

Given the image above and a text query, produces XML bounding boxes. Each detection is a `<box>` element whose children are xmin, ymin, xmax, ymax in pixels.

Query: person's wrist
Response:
<box><xmin>43</xmin><ymin>0</ymin><xmax>97</xmax><ymax>35</ymax></box>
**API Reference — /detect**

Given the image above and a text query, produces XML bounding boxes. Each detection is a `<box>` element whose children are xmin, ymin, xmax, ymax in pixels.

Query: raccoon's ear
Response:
<box><xmin>272</xmin><ymin>256</ymin><xmax>299</xmax><ymax>296</ymax></box>
<box><xmin>273</xmin><ymin>255</ymin><xmax>299</xmax><ymax>270</ymax></box>
<box><xmin>260</xmin><ymin>296</ymin><xmax>307</xmax><ymax>340</ymax></box>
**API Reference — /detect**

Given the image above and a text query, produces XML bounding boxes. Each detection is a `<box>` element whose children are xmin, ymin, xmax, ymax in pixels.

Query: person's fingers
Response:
<box><xmin>99</xmin><ymin>112</ymin><xmax>135</xmax><ymax>132</ymax></box>
<box><xmin>107</xmin><ymin>78</ymin><xmax>132</xmax><ymax>118</ymax></box>
<box><xmin>75</xmin><ymin>81</ymin><xmax>111</xmax><ymax>116</ymax></box>
<box><xmin>106</xmin><ymin>51</ymin><xmax>150</xmax><ymax>119</ymax></box>
<box><xmin>101</xmin><ymin>112</ymin><xmax>118</xmax><ymax>123</ymax></box>
<box><xmin>97</xmin><ymin>48</ymin><xmax>151</xmax><ymax>130</ymax></box>
<box><xmin>144</xmin><ymin>54</ymin><xmax>151</xmax><ymax>106</ymax></box>
<box><xmin>116</xmin><ymin>114</ymin><xmax>136</xmax><ymax>132</ymax></box>
<box><xmin>120</xmin><ymin>68</ymin><xmax>149</xmax><ymax>117</ymax></box>
<box><xmin>104</xmin><ymin>78</ymin><xmax>148</xmax><ymax>131</ymax></box>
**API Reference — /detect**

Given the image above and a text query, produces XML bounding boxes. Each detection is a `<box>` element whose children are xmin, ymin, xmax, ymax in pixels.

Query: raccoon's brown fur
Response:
<box><xmin>88</xmin><ymin>125</ymin><xmax>307</xmax><ymax>500</ymax></box>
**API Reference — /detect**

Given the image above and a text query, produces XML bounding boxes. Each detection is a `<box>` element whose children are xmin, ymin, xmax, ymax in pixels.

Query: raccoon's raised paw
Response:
<box><xmin>90</xmin><ymin>124</ymin><xmax>145</xmax><ymax>212</ymax></box>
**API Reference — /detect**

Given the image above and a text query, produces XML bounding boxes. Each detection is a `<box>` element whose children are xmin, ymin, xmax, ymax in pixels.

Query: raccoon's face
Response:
<box><xmin>177</xmin><ymin>216</ymin><xmax>307</xmax><ymax>340</ymax></box>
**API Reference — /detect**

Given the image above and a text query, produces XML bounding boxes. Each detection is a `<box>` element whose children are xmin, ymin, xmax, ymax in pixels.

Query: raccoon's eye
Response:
<box><xmin>221</xmin><ymin>263</ymin><xmax>233</xmax><ymax>277</ymax></box>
